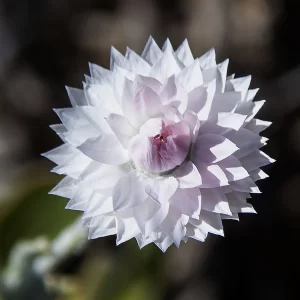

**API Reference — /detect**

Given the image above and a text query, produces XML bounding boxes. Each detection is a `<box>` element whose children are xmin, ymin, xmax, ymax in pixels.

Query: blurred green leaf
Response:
<box><xmin>0</xmin><ymin>162</ymin><xmax>80</xmax><ymax>266</ymax></box>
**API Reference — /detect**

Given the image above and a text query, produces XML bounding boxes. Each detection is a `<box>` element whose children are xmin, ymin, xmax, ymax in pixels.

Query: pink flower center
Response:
<box><xmin>128</xmin><ymin>118</ymin><xmax>192</xmax><ymax>174</ymax></box>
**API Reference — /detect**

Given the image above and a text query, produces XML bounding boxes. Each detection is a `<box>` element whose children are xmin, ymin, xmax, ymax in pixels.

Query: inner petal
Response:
<box><xmin>128</xmin><ymin>119</ymin><xmax>191</xmax><ymax>174</ymax></box>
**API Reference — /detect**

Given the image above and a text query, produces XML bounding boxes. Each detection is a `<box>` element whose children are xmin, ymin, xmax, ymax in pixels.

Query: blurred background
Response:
<box><xmin>0</xmin><ymin>0</ymin><xmax>299</xmax><ymax>299</ymax></box>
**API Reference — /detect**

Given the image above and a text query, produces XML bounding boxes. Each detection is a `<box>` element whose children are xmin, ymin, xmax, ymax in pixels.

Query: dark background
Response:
<box><xmin>0</xmin><ymin>0</ymin><xmax>300</xmax><ymax>299</ymax></box>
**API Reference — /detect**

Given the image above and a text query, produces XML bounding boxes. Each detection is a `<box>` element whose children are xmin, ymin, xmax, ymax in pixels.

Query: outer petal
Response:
<box><xmin>77</xmin><ymin>134</ymin><xmax>129</xmax><ymax>165</ymax></box>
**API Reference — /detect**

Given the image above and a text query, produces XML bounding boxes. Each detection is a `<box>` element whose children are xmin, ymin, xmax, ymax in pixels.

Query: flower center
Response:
<box><xmin>128</xmin><ymin>118</ymin><xmax>192</xmax><ymax>174</ymax></box>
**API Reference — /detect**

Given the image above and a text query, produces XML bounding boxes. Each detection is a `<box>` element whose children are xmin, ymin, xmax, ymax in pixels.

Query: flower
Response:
<box><xmin>43</xmin><ymin>37</ymin><xmax>274</xmax><ymax>252</ymax></box>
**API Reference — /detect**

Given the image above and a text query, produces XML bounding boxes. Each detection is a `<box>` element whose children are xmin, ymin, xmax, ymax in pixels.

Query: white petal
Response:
<box><xmin>194</xmin><ymin>162</ymin><xmax>228</xmax><ymax>188</ymax></box>
<box><xmin>249</xmin><ymin>168</ymin><xmax>269</xmax><ymax>181</ymax></box>
<box><xmin>175</xmin><ymin>39</ymin><xmax>194</xmax><ymax>67</ymax></box>
<box><xmin>227</xmin><ymin>75</ymin><xmax>251</xmax><ymax>100</ymax></box>
<box><xmin>77</xmin><ymin>134</ymin><xmax>129</xmax><ymax>165</ymax></box>
<box><xmin>150</xmin><ymin>52</ymin><xmax>181</xmax><ymax>83</ymax></box>
<box><xmin>176</xmin><ymin>59</ymin><xmax>203</xmax><ymax>92</ymax></box>
<box><xmin>41</xmin><ymin>144</ymin><xmax>77</xmax><ymax>165</ymax></box>
<box><xmin>112</xmin><ymin>172</ymin><xmax>148</xmax><ymax>211</ymax></box>
<box><xmin>49</xmin><ymin>176</ymin><xmax>77</xmax><ymax>198</ymax></box>
<box><xmin>174</xmin><ymin>161</ymin><xmax>202</xmax><ymax>188</ymax></box>
<box><xmin>88</xmin><ymin>214</ymin><xmax>116</xmax><ymax>239</ymax></box>
<box><xmin>225</xmin><ymin>128</ymin><xmax>263</xmax><ymax>159</ymax></box>
<box><xmin>66</xmin><ymin>86</ymin><xmax>87</xmax><ymax>106</ymax></box>
<box><xmin>201</xmin><ymin>188</ymin><xmax>232</xmax><ymax>215</ymax></box>
<box><xmin>145</xmin><ymin>176</ymin><xmax>178</xmax><ymax>204</ymax></box>
<box><xmin>123</xmin><ymin>47</ymin><xmax>151</xmax><ymax>76</ymax></box>
<box><xmin>121</xmin><ymin>79</ymin><xmax>163</xmax><ymax>126</ymax></box>
<box><xmin>170</xmin><ymin>187</ymin><xmax>201</xmax><ymax>218</ymax></box>
<box><xmin>186</xmin><ymin>223</ymin><xmax>207</xmax><ymax>241</ymax></box>
<box><xmin>145</xmin><ymin>203</ymin><xmax>169</xmax><ymax>236</ymax></box>
<box><xmin>210</xmin><ymin>91</ymin><xmax>241</xmax><ymax>116</ymax></box>
<box><xmin>198</xmin><ymin>48</ymin><xmax>216</xmax><ymax>69</ymax></box>
<box><xmin>193</xmin><ymin>134</ymin><xmax>238</xmax><ymax>163</ymax></box>
<box><xmin>246</xmin><ymin>88</ymin><xmax>259</xmax><ymax>102</ymax></box>
<box><xmin>51</xmin><ymin>151</ymin><xmax>91</xmax><ymax>179</ymax></box>
<box><xmin>110</xmin><ymin>46</ymin><xmax>125</xmax><ymax>69</ymax></box>
<box><xmin>66</xmin><ymin>185</ymin><xmax>93</xmax><ymax>211</ymax></box>
<box><xmin>230</xmin><ymin>177</ymin><xmax>261</xmax><ymax>193</ymax></box>
<box><xmin>199</xmin><ymin>210</ymin><xmax>224</xmax><ymax>236</ymax></box>
<box><xmin>240</xmin><ymin>150</ymin><xmax>275</xmax><ymax>172</ymax></box>
<box><xmin>160</xmin><ymin>206</ymin><xmax>185</xmax><ymax>247</ymax></box>
<box><xmin>115</xmin><ymin>213</ymin><xmax>140</xmax><ymax>245</ymax></box>
<box><xmin>155</xmin><ymin>235</ymin><xmax>173</xmax><ymax>252</ymax></box>
<box><xmin>183</xmin><ymin>110</ymin><xmax>200</xmax><ymax>143</ymax></box>
<box><xmin>226</xmin><ymin>192</ymin><xmax>256</xmax><ymax>214</ymax></box>
<box><xmin>107</xmin><ymin>113</ymin><xmax>137</xmax><ymax>147</ymax></box>
<box><xmin>88</xmin><ymin>63</ymin><xmax>113</xmax><ymax>84</ymax></box>
<box><xmin>141</xmin><ymin>36</ymin><xmax>163</xmax><ymax>65</ymax></box>
<box><xmin>83</xmin><ymin>82</ymin><xmax>122</xmax><ymax>115</ymax></box>
<box><xmin>53</xmin><ymin>108</ymin><xmax>88</xmax><ymax>131</ymax></box>
<box><xmin>216</xmin><ymin>112</ymin><xmax>247</xmax><ymax>131</ymax></box>
<box><xmin>162</xmin><ymin>38</ymin><xmax>174</xmax><ymax>53</ymax></box>
<box><xmin>245</xmin><ymin>118</ymin><xmax>272</xmax><ymax>134</ymax></box>
<box><xmin>187</xmin><ymin>86</ymin><xmax>207</xmax><ymax>114</ymax></box>
<box><xmin>218</xmin><ymin>156</ymin><xmax>249</xmax><ymax>181</ymax></box>
<box><xmin>197</xmin><ymin>80</ymin><xmax>216</xmax><ymax>121</ymax></box>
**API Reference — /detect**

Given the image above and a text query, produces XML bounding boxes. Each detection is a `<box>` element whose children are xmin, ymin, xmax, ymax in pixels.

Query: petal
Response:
<box><xmin>49</xmin><ymin>176</ymin><xmax>78</xmax><ymax>198</ymax></box>
<box><xmin>150</xmin><ymin>52</ymin><xmax>181</xmax><ymax>83</ymax></box>
<box><xmin>183</xmin><ymin>110</ymin><xmax>200</xmax><ymax>143</ymax></box>
<box><xmin>122</xmin><ymin>47</ymin><xmax>151</xmax><ymax>76</ymax></box>
<box><xmin>209</xmin><ymin>91</ymin><xmax>241</xmax><ymax>116</ymax></box>
<box><xmin>77</xmin><ymin>134</ymin><xmax>129</xmax><ymax>165</ymax></box>
<box><xmin>174</xmin><ymin>161</ymin><xmax>202</xmax><ymax>188</ymax></box>
<box><xmin>187</xmin><ymin>86</ymin><xmax>207</xmax><ymax>114</ymax></box>
<box><xmin>160</xmin><ymin>206</ymin><xmax>186</xmax><ymax>247</ymax></box>
<box><xmin>41</xmin><ymin>144</ymin><xmax>77</xmax><ymax>165</ymax></box>
<box><xmin>115</xmin><ymin>212</ymin><xmax>140</xmax><ymax>245</ymax></box>
<box><xmin>145</xmin><ymin>203</ymin><xmax>169</xmax><ymax>236</ymax></box>
<box><xmin>110</xmin><ymin>46</ymin><xmax>125</xmax><ymax>69</ymax></box>
<box><xmin>192</xmin><ymin>133</ymin><xmax>238</xmax><ymax>163</ymax></box>
<box><xmin>245</xmin><ymin>118</ymin><xmax>272</xmax><ymax>134</ymax></box>
<box><xmin>170</xmin><ymin>187</ymin><xmax>201</xmax><ymax>218</ymax></box>
<box><xmin>88</xmin><ymin>63</ymin><xmax>113</xmax><ymax>84</ymax></box>
<box><xmin>230</xmin><ymin>177</ymin><xmax>261</xmax><ymax>193</ymax></box>
<box><xmin>107</xmin><ymin>113</ymin><xmax>137</xmax><ymax>147</ymax></box>
<box><xmin>225</xmin><ymin>128</ymin><xmax>263</xmax><ymax>159</ymax></box>
<box><xmin>197</xmin><ymin>79</ymin><xmax>216</xmax><ymax>121</ymax></box>
<box><xmin>194</xmin><ymin>162</ymin><xmax>229</xmax><ymax>188</ymax></box>
<box><xmin>122</xmin><ymin>80</ymin><xmax>163</xmax><ymax>126</ymax></box>
<box><xmin>174</xmin><ymin>39</ymin><xmax>194</xmax><ymax>67</ymax></box>
<box><xmin>226</xmin><ymin>192</ymin><xmax>256</xmax><ymax>214</ymax></box>
<box><xmin>145</xmin><ymin>176</ymin><xmax>178</xmax><ymax>204</ymax></box>
<box><xmin>249</xmin><ymin>168</ymin><xmax>269</xmax><ymax>181</ymax></box>
<box><xmin>66</xmin><ymin>86</ymin><xmax>87</xmax><ymax>106</ymax></box>
<box><xmin>240</xmin><ymin>150</ymin><xmax>275</xmax><ymax>172</ymax></box>
<box><xmin>113</xmin><ymin>172</ymin><xmax>148</xmax><ymax>211</ymax></box>
<box><xmin>141</xmin><ymin>36</ymin><xmax>163</xmax><ymax>65</ymax></box>
<box><xmin>201</xmin><ymin>188</ymin><xmax>232</xmax><ymax>215</ymax></box>
<box><xmin>83</xmin><ymin>82</ymin><xmax>122</xmax><ymax>115</ymax></box>
<box><xmin>51</xmin><ymin>151</ymin><xmax>91</xmax><ymax>179</ymax></box>
<box><xmin>216</xmin><ymin>112</ymin><xmax>247</xmax><ymax>131</ymax></box>
<box><xmin>227</xmin><ymin>75</ymin><xmax>251</xmax><ymax>100</ymax></box>
<box><xmin>176</xmin><ymin>59</ymin><xmax>203</xmax><ymax>92</ymax></box>
<box><xmin>88</xmin><ymin>214</ymin><xmax>116</xmax><ymax>239</ymax></box>
<box><xmin>198</xmin><ymin>48</ymin><xmax>216</xmax><ymax>70</ymax></box>
<box><xmin>162</xmin><ymin>38</ymin><xmax>174</xmax><ymax>53</ymax></box>
<box><xmin>218</xmin><ymin>156</ymin><xmax>249</xmax><ymax>181</ymax></box>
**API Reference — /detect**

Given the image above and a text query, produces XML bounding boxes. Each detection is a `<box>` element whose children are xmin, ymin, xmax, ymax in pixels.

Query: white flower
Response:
<box><xmin>43</xmin><ymin>37</ymin><xmax>274</xmax><ymax>252</ymax></box>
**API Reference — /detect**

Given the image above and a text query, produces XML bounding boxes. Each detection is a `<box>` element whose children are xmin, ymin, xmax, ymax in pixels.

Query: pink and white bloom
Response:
<box><xmin>43</xmin><ymin>37</ymin><xmax>274</xmax><ymax>252</ymax></box>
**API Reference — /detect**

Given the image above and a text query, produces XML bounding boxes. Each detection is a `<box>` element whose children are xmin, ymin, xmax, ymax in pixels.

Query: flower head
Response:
<box><xmin>43</xmin><ymin>37</ymin><xmax>274</xmax><ymax>252</ymax></box>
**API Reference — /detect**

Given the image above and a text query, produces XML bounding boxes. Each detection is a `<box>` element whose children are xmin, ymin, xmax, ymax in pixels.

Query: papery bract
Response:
<box><xmin>43</xmin><ymin>37</ymin><xmax>274</xmax><ymax>252</ymax></box>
